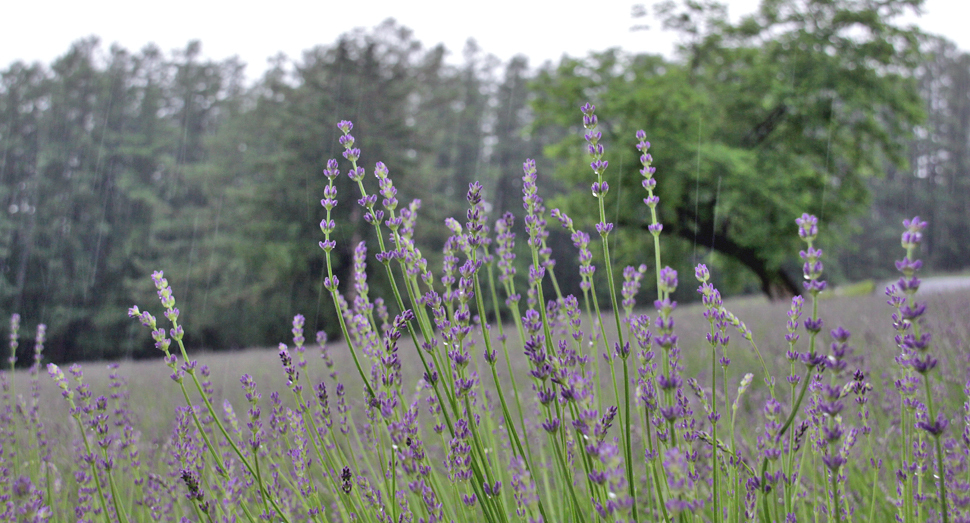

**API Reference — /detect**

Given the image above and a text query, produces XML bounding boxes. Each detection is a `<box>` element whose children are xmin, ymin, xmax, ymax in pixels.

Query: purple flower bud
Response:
<box><xmin>795</xmin><ymin>213</ymin><xmax>818</xmax><ymax>240</ymax></box>
<box><xmin>830</xmin><ymin>326</ymin><xmax>850</xmax><ymax>343</ymax></box>
<box><xmin>659</xmin><ymin>266</ymin><xmax>678</xmax><ymax>293</ymax></box>
<box><xmin>917</xmin><ymin>412</ymin><xmax>948</xmax><ymax>436</ymax></box>
<box><xmin>910</xmin><ymin>354</ymin><xmax>937</xmax><ymax>374</ymax></box>
<box><xmin>347</xmin><ymin>166</ymin><xmax>365</xmax><ymax>181</ymax></box>
<box><xmin>901</xmin><ymin>216</ymin><xmax>928</xmax><ymax>250</ymax></box>
<box><xmin>694</xmin><ymin>264</ymin><xmax>710</xmax><ymax>282</ymax></box>
<box><xmin>895</xmin><ymin>258</ymin><xmax>922</xmax><ymax>273</ymax></box>
<box><xmin>900</xmin><ymin>301</ymin><xmax>926</xmax><ymax>320</ymax></box>
<box><xmin>901</xmin><ymin>333</ymin><xmax>931</xmax><ymax>352</ymax></box>
<box><xmin>800</xmin><ymin>351</ymin><xmax>826</xmax><ymax>368</ymax></box>
<box><xmin>536</xmin><ymin>387</ymin><xmax>556</xmax><ymax>405</ymax></box>
<box><xmin>803</xmin><ymin>279</ymin><xmax>827</xmax><ymax>293</ymax></box>
<box><xmin>542</xmin><ymin>418</ymin><xmax>561</xmax><ymax>433</ymax></box>
<box><xmin>822</xmin><ymin>424</ymin><xmax>844</xmax><ymax>443</ymax></box>
<box><xmin>324</xmin><ymin>158</ymin><xmax>339</xmax><ymax>179</ymax></box>
<box><xmin>550</xmin><ymin>208</ymin><xmax>572</xmax><ymax>230</ymax></box>
<box><xmin>660</xmin><ymin>405</ymin><xmax>683</xmax><ymax>422</ymax></box>
<box><xmin>342</xmin><ymin>147</ymin><xmax>360</xmax><ymax>162</ymax></box>
<box><xmin>595</xmin><ymin>222</ymin><xmax>614</xmax><ymax>235</ymax></box>
<box><xmin>818</xmin><ymin>397</ymin><xmax>844</xmax><ymax>417</ymax></box>
<box><xmin>803</xmin><ymin>317</ymin><xmax>824</xmax><ymax>334</ymax></box>
<box><xmin>822</xmin><ymin>453</ymin><xmax>846</xmax><ymax>473</ymax></box>
<box><xmin>896</xmin><ymin>276</ymin><xmax>921</xmax><ymax>293</ymax></box>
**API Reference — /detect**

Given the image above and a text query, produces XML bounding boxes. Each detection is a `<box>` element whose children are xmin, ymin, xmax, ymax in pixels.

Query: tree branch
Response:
<box><xmin>742</xmin><ymin>104</ymin><xmax>788</xmax><ymax>148</ymax></box>
<box><xmin>644</xmin><ymin>206</ymin><xmax>800</xmax><ymax>299</ymax></box>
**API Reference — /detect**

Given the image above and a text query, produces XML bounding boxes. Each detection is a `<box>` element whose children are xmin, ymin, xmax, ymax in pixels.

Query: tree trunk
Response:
<box><xmin>655</xmin><ymin>207</ymin><xmax>801</xmax><ymax>300</ymax></box>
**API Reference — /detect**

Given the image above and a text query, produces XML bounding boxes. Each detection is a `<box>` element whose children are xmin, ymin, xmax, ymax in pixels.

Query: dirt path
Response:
<box><xmin>881</xmin><ymin>275</ymin><xmax>970</xmax><ymax>294</ymax></box>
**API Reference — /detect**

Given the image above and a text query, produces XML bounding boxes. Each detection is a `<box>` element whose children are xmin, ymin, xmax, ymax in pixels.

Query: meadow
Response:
<box><xmin>2</xmin><ymin>105</ymin><xmax>968</xmax><ymax>523</ymax></box>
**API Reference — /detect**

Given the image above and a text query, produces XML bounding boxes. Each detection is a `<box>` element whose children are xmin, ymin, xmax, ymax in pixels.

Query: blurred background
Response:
<box><xmin>2</xmin><ymin>0</ymin><xmax>968</xmax><ymax>362</ymax></box>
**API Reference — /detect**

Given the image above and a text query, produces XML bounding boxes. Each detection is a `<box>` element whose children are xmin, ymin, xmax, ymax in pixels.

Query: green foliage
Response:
<box><xmin>840</xmin><ymin>36</ymin><xmax>970</xmax><ymax>280</ymax></box>
<box><xmin>198</xmin><ymin>22</ymin><xmax>483</xmax><ymax>348</ymax></box>
<box><xmin>1</xmin><ymin>21</ymin><xmax>546</xmax><ymax>361</ymax></box>
<box><xmin>532</xmin><ymin>0</ymin><xmax>926</xmax><ymax>297</ymax></box>
<box><xmin>0</xmin><ymin>38</ymin><xmax>245</xmax><ymax>361</ymax></box>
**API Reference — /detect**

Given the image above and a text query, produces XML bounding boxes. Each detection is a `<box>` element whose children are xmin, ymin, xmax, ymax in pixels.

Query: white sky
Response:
<box><xmin>2</xmin><ymin>0</ymin><xmax>968</xmax><ymax>80</ymax></box>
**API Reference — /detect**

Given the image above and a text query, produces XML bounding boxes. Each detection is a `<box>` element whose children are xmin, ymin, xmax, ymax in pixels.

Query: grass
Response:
<box><xmin>19</xmin><ymin>288</ymin><xmax>965</xmax><ymax>457</ymax></box>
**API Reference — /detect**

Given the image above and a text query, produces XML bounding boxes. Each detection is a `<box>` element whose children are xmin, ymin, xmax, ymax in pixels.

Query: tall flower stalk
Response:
<box><xmin>580</xmin><ymin>104</ymin><xmax>638</xmax><ymax>521</ymax></box>
<box><xmin>889</xmin><ymin>216</ymin><xmax>949</xmax><ymax>523</ymax></box>
<box><xmin>128</xmin><ymin>273</ymin><xmax>289</xmax><ymax>523</ymax></box>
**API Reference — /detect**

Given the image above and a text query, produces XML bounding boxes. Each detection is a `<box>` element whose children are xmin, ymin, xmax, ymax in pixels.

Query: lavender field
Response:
<box><xmin>2</xmin><ymin>106</ymin><xmax>968</xmax><ymax>523</ymax></box>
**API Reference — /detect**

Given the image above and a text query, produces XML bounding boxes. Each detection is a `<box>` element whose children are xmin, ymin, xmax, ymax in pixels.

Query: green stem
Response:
<box><xmin>867</xmin><ymin>449</ymin><xmax>879</xmax><ymax>523</ymax></box>
<box><xmin>923</xmin><ymin>378</ymin><xmax>950</xmax><ymax>523</ymax></box>
<box><xmin>831</xmin><ymin>466</ymin><xmax>843</xmax><ymax>523</ymax></box>
<box><xmin>644</xmin><ymin>405</ymin><xmax>672</xmax><ymax>523</ymax></box>
<box><xmin>101</xmin><ymin>453</ymin><xmax>131</xmax><ymax>523</ymax></box>
<box><xmin>73</xmin><ymin>415</ymin><xmax>112</xmax><ymax>523</ymax></box>
<box><xmin>711</xmin><ymin>346</ymin><xmax>720</xmax><ymax>522</ymax></box>
<box><xmin>485</xmin><ymin>263</ymin><xmax>534</xmax><ymax>461</ymax></box>
<box><xmin>595</xmin><ymin>215</ymin><xmax>638</xmax><ymax>523</ymax></box>
<box><xmin>170</xmin><ymin>339</ymin><xmax>289</xmax><ymax>522</ymax></box>
<box><xmin>757</xmin><ymin>366</ymin><xmax>813</xmax><ymax>518</ymax></box>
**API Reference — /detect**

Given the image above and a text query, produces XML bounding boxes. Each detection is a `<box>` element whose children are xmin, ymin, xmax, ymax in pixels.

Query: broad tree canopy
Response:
<box><xmin>533</xmin><ymin>0</ymin><xmax>926</xmax><ymax>297</ymax></box>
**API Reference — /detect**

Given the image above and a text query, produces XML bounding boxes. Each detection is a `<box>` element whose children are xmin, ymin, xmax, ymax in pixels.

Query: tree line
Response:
<box><xmin>2</xmin><ymin>1</ymin><xmax>967</xmax><ymax>363</ymax></box>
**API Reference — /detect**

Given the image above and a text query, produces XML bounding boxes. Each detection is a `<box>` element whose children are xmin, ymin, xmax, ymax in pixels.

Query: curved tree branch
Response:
<box><xmin>630</xmin><ymin>206</ymin><xmax>800</xmax><ymax>299</ymax></box>
<box><xmin>742</xmin><ymin>104</ymin><xmax>788</xmax><ymax>148</ymax></box>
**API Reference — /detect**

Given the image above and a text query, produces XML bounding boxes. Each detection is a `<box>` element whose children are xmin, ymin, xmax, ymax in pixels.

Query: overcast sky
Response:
<box><xmin>3</xmin><ymin>0</ymin><xmax>968</xmax><ymax>80</ymax></box>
